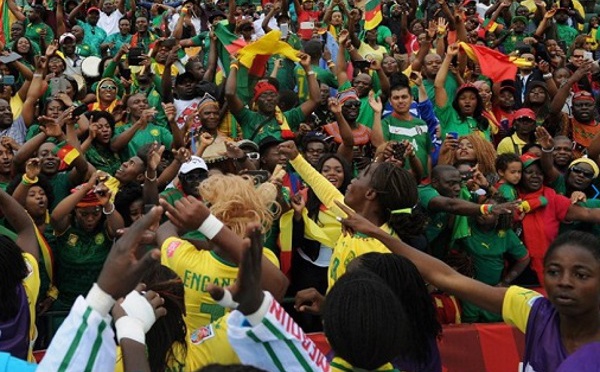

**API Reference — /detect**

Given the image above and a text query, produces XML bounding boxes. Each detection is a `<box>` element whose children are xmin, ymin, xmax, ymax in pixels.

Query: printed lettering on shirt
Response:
<box><xmin>388</xmin><ymin>125</ymin><xmax>428</xmax><ymax>137</ymax></box>
<box><xmin>190</xmin><ymin>324</ymin><xmax>215</xmax><ymax>345</ymax></box>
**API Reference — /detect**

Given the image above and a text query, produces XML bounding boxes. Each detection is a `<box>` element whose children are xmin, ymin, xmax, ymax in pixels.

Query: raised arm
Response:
<box><xmin>6</xmin><ymin>0</ymin><xmax>26</xmax><ymax>21</ymax></box>
<box><xmin>68</xmin><ymin>0</ymin><xmax>89</xmax><ymax>25</ymax></box>
<box><xmin>535</xmin><ymin>126</ymin><xmax>561</xmax><ymax>184</ymax></box>
<box><xmin>225</xmin><ymin>60</ymin><xmax>245</xmax><ymax>115</ymax></box>
<box><xmin>51</xmin><ymin>172</ymin><xmax>97</xmax><ymax>235</ymax></box>
<box><xmin>0</xmin><ymin>188</ymin><xmax>38</xmax><ymax>260</ymax></box>
<box><xmin>369</xmin><ymin>93</ymin><xmax>385</xmax><ymax>148</ymax></box>
<box><xmin>159</xmin><ymin>197</ymin><xmax>289</xmax><ymax>301</ymax></box>
<box><xmin>337</xmin><ymin>201</ymin><xmax>507</xmax><ymax>314</ymax></box>
<box><xmin>434</xmin><ymin>43</ymin><xmax>459</xmax><ymax>108</ymax></box>
<box><xmin>298</xmin><ymin>54</ymin><xmax>320</xmax><ymax>118</ymax></box>
<box><xmin>330</xmin><ymin>98</ymin><xmax>354</xmax><ymax>164</ymax></box>
<box><xmin>336</xmin><ymin>30</ymin><xmax>350</xmax><ymax>86</ymax></box>
<box><xmin>202</xmin><ymin>31</ymin><xmax>218</xmax><ymax>82</ymax></box>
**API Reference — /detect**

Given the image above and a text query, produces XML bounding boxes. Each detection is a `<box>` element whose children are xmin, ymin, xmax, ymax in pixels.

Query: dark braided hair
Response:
<box><xmin>356</xmin><ymin>253</ymin><xmax>442</xmax><ymax>366</ymax></box>
<box><xmin>114</xmin><ymin>182</ymin><xmax>143</xmax><ymax>227</ymax></box>
<box><xmin>368</xmin><ymin>162</ymin><xmax>426</xmax><ymax>240</ymax></box>
<box><xmin>0</xmin><ymin>236</ymin><xmax>28</xmax><ymax>321</ymax></box>
<box><xmin>141</xmin><ymin>264</ymin><xmax>187</xmax><ymax>372</ymax></box>
<box><xmin>323</xmin><ymin>270</ymin><xmax>407</xmax><ymax>370</ymax></box>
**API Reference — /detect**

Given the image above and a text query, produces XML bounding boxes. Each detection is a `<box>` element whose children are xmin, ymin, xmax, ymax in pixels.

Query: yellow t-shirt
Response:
<box><xmin>502</xmin><ymin>285</ymin><xmax>543</xmax><ymax>333</ymax></box>
<box><xmin>358</xmin><ymin>42</ymin><xmax>387</xmax><ymax>64</ymax></box>
<box><xmin>289</xmin><ymin>155</ymin><xmax>398</xmax><ymax>289</ymax></box>
<box><xmin>497</xmin><ymin>133</ymin><xmax>528</xmax><ymax>156</ymax></box>
<box><xmin>114</xmin><ymin>313</ymin><xmax>240</xmax><ymax>372</ymax></box>
<box><xmin>23</xmin><ymin>252</ymin><xmax>40</xmax><ymax>362</ymax></box>
<box><xmin>11</xmin><ymin>94</ymin><xmax>23</xmax><ymax>121</ymax></box>
<box><xmin>161</xmin><ymin>237</ymin><xmax>280</xmax><ymax>331</ymax></box>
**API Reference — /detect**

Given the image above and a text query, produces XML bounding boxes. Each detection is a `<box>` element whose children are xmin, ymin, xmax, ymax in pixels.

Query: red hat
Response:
<box><xmin>456</xmin><ymin>83</ymin><xmax>479</xmax><ymax>97</ymax></box>
<box><xmin>520</xmin><ymin>152</ymin><xmax>540</xmax><ymax>168</ymax></box>
<box><xmin>253</xmin><ymin>81</ymin><xmax>278</xmax><ymax>101</ymax></box>
<box><xmin>573</xmin><ymin>91</ymin><xmax>595</xmax><ymax>102</ymax></box>
<box><xmin>87</xmin><ymin>6</ymin><xmax>101</xmax><ymax>14</ymax></box>
<box><xmin>71</xmin><ymin>185</ymin><xmax>102</xmax><ymax>208</ymax></box>
<box><xmin>462</xmin><ymin>0</ymin><xmax>476</xmax><ymax>5</ymax></box>
<box><xmin>514</xmin><ymin>108</ymin><xmax>536</xmax><ymax>121</ymax></box>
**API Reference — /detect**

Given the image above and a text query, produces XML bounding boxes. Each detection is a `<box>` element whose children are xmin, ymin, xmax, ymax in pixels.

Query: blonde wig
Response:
<box><xmin>198</xmin><ymin>174</ymin><xmax>280</xmax><ymax>237</ymax></box>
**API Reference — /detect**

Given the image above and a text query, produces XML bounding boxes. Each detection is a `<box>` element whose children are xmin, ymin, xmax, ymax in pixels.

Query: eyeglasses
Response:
<box><xmin>246</xmin><ymin>152</ymin><xmax>260</xmax><ymax>160</ymax></box>
<box><xmin>100</xmin><ymin>85</ymin><xmax>117</xmax><ymax>91</ymax></box>
<box><xmin>570</xmin><ymin>166</ymin><xmax>595</xmax><ymax>179</ymax></box>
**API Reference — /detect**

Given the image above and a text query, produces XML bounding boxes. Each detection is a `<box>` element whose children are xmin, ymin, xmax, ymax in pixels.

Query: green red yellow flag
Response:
<box><xmin>363</xmin><ymin>0</ymin><xmax>382</xmax><ymax>30</ymax></box>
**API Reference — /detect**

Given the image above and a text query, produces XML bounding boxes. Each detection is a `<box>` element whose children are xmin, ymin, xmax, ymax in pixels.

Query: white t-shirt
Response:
<box><xmin>98</xmin><ymin>9</ymin><xmax>124</xmax><ymax>36</ymax></box>
<box><xmin>174</xmin><ymin>98</ymin><xmax>200</xmax><ymax>129</ymax></box>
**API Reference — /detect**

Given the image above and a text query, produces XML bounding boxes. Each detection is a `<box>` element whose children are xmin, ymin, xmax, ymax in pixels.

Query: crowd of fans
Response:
<box><xmin>2</xmin><ymin>0</ymin><xmax>600</xmax><ymax>370</ymax></box>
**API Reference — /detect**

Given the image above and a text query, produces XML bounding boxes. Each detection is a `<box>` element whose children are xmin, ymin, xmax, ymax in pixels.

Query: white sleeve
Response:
<box><xmin>226</xmin><ymin>292</ymin><xmax>330</xmax><ymax>372</ymax></box>
<box><xmin>37</xmin><ymin>296</ymin><xmax>117</xmax><ymax>371</ymax></box>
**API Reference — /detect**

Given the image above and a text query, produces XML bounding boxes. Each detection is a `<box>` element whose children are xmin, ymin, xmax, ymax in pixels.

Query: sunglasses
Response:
<box><xmin>570</xmin><ymin>166</ymin><xmax>595</xmax><ymax>179</ymax></box>
<box><xmin>247</xmin><ymin>152</ymin><xmax>260</xmax><ymax>160</ymax></box>
<box><xmin>100</xmin><ymin>85</ymin><xmax>117</xmax><ymax>91</ymax></box>
<box><xmin>343</xmin><ymin>101</ymin><xmax>361</xmax><ymax>108</ymax></box>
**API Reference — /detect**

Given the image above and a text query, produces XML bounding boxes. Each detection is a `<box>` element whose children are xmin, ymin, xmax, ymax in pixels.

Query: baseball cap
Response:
<box><xmin>513</xmin><ymin>108</ymin><xmax>536</xmax><ymax>121</ymax></box>
<box><xmin>237</xmin><ymin>139</ymin><xmax>259</xmax><ymax>152</ymax></box>
<box><xmin>59</xmin><ymin>33</ymin><xmax>76</xmax><ymax>44</ymax></box>
<box><xmin>520</xmin><ymin>152</ymin><xmax>540</xmax><ymax>168</ymax></box>
<box><xmin>179</xmin><ymin>156</ymin><xmax>208</xmax><ymax>175</ymax></box>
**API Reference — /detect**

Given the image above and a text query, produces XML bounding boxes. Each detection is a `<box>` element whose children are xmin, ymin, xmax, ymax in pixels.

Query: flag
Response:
<box><xmin>53</xmin><ymin>142</ymin><xmax>80</xmax><ymax>170</ymax></box>
<box><xmin>237</xmin><ymin>30</ymin><xmax>300</xmax><ymax>77</ymax></box>
<box><xmin>213</xmin><ymin>21</ymin><xmax>247</xmax><ymax>76</ymax></box>
<box><xmin>459</xmin><ymin>42</ymin><xmax>533</xmax><ymax>83</ymax></box>
<box><xmin>0</xmin><ymin>0</ymin><xmax>16</xmax><ymax>44</ymax></box>
<box><xmin>363</xmin><ymin>0</ymin><xmax>382</xmax><ymax>30</ymax></box>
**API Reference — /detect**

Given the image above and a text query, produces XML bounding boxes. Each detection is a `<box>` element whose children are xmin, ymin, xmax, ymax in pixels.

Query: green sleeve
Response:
<box><xmin>418</xmin><ymin>185</ymin><xmax>440</xmax><ymax>209</ymax></box>
<box><xmin>102</xmin><ymin>60</ymin><xmax>118</xmax><ymax>78</ymax></box>
<box><xmin>190</xmin><ymin>34</ymin><xmax>204</xmax><ymax>46</ymax></box>
<box><xmin>320</xmin><ymin>70</ymin><xmax>338</xmax><ymax>89</ymax></box>
<box><xmin>376</xmin><ymin>25</ymin><xmax>392</xmax><ymax>45</ymax></box>
<box><xmin>433</xmin><ymin>103</ymin><xmax>453</xmax><ymax>130</ymax></box>
<box><xmin>380</xmin><ymin>116</ymin><xmax>391</xmax><ymax>141</ymax></box>
<box><xmin>497</xmin><ymin>183</ymin><xmax>517</xmax><ymax>201</ymax></box>
<box><xmin>338</xmin><ymin>80</ymin><xmax>352</xmax><ymax>91</ymax></box>
<box><xmin>283</xmin><ymin>106</ymin><xmax>306</xmax><ymax>131</ymax></box>
<box><xmin>236</xmin><ymin>108</ymin><xmax>257</xmax><ymax>139</ymax></box>
<box><xmin>505</xmin><ymin>230</ymin><xmax>528</xmax><ymax>260</ymax></box>
<box><xmin>160</xmin><ymin>127</ymin><xmax>173</xmax><ymax>149</ymax></box>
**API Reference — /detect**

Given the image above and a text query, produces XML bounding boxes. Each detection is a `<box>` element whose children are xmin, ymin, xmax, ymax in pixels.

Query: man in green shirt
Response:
<box><xmin>101</xmin><ymin>17</ymin><xmax>132</xmax><ymax>56</ymax></box>
<box><xmin>294</xmin><ymin>40</ymin><xmax>338</xmax><ymax>103</ymax></box>
<box><xmin>111</xmin><ymin>93</ymin><xmax>184</xmax><ymax>159</ymax></box>
<box><xmin>376</xmin><ymin>84</ymin><xmax>432</xmax><ymax>176</ymax></box>
<box><xmin>225</xmin><ymin>54</ymin><xmax>320</xmax><ymax>144</ymax></box>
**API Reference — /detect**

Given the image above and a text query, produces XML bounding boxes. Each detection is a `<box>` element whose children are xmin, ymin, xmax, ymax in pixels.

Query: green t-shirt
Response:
<box><xmin>104</xmin><ymin>33</ymin><xmax>133</xmax><ymax>57</ymax></box>
<box><xmin>294</xmin><ymin>65</ymin><xmax>338</xmax><ymax>102</ymax></box>
<box><xmin>338</xmin><ymin>80</ymin><xmax>378</xmax><ymax>129</ymax></box>
<box><xmin>113</xmin><ymin>123</ymin><xmax>173</xmax><ymax>160</ymax></box>
<box><xmin>434</xmin><ymin>103</ymin><xmax>491</xmax><ymax>141</ymax></box>
<box><xmin>381</xmin><ymin>115</ymin><xmax>432</xmax><ymax>176</ymax></box>
<box><xmin>560</xmin><ymin>199</ymin><xmax>600</xmax><ymax>235</ymax></box>
<box><xmin>266</xmin><ymin>56</ymin><xmax>297</xmax><ymax>92</ymax></box>
<box><xmin>497</xmin><ymin>182</ymin><xmax>518</xmax><ymax>201</ymax></box>
<box><xmin>52</xmin><ymin>224</ymin><xmax>111</xmax><ymax>310</ymax></box>
<box><xmin>77</xmin><ymin>20</ymin><xmax>107</xmax><ymax>55</ymax></box>
<box><xmin>501</xmin><ymin>33</ymin><xmax>527</xmax><ymax>55</ymax></box>
<box><xmin>85</xmin><ymin>143</ymin><xmax>122</xmax><ymax>176</ymax></box>
<box><xmin>549</xmin><ymin>174</ymin><xmax>567</xmax><ymax>196</ymax></box>
<box><xmin>413</xmin><ymin>74</ymin><xmax>459</xmax><ymax>110</ymax></box>
<box><xmin>418</xmin><ymin>184</ymin><xmax>452</xmax><ymax>258</ymax></box>
<box><xmin>556</xmin><ymin>24</ymin><xmax>579</xmax><ymax>50</ymax></box>
<box><xmin>458</xmin><ymin>224</ymin><xmax>527</xmax><ymax>322</ymax></box>
<box><xmin>236</xmin><ymin>106</ymin><xmax>305</xmax><ymax>144</ymax></box>
<box><xmin>50</xmin><ymin>172</ymin><xmax>72</xmax><ymax>211</ymax></box>
<box><xmin>25</xmin><ymin>20</ymin><xmax>54</xmax><ymax>47</ymax></box>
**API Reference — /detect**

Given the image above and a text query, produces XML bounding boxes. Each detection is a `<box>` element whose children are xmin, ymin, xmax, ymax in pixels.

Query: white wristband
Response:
<box><xmin>198</xmin><ymin>214</ymin><xmax>224</xmax><ymax>240</ymax></box>
<box><xmin>86</xmin><ymin>283</ymin><xmax>116</xmax><ymax>317</ymax></box>
<box><xmin>216</xmin><ymin>288</ymin><xmax>239</xmax><ymax>309</ymax></box>
<box><xmin>244</xmin><ymin>291</ymin><xmax>271</xmax><ymax>326</ymax></box>
<box><xmin>120</xmin><ymin>290</ymin><xmax>157</xmax><ymax>333</ymax></box>
<box><xmin>115</xmin><ymin>316</ymin><xmax>146</xmax><ymax>345</ymax></box>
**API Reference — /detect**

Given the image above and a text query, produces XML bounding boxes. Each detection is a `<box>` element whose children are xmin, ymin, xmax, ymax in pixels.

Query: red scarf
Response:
<box><xmin>518</xmin><ymin>186</ymin><xmax>549</xmax><ymax>260</ymax></box>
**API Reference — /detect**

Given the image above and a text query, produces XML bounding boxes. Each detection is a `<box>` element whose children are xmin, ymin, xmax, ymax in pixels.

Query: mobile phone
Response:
<box><xmin>448</xmin><ymin>132</ymin><xmax>458</xmax><ymax>139</ymax></box>
<box><xmin>280</xmin><ymin>23</ymin><xmax>289</xmax><ymax>39</ymax></box>
<box><xmin>409</xmin><ymin>72</ymin><xmax>419</xmax><ymax>81</ymax></box>
<box><xmin>128</xmin><ymin>47</ymin><xmax>144</xmax><ymax>66</ymax></box>
<box><xmin>71</xmin><ymin>104</ymin><xmax>88</xmax><ymax>118</ymax></box>
<box><xmin>0</xmin><ymin>75</ymin><xmax>15</xmax><ymax>85</ymax></box>
<box><xmin>584</xmin><ymin>51</ymin><xmax>594</xmax><ymax>61</ymax></box>
<box><xmin>392</xmin><ymin>142</ymin><xmax>406</xmax><ymax>159</ymax></box>
<box><xmin>558</xmin><ymin>41</ymin><xmax>567</xmax><ymax>52</ymax></box>
<box><xmin>49</xmin><ymin>77</ymin><xmax>68</xmax><ymax>94</ymax></box>
<box><xmin>352</xmin><ymin>60</ymin><xmax>371</xmax><ymax>70</ymax></box>
<box><xmin>120</xmin><ymin>68</ymin><xmax>131</xmax><ymax>80</ymax></box>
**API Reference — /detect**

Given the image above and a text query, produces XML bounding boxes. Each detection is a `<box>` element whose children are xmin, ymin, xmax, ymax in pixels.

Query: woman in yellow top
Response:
<box><xmin>278</xmin><ymin>140</ymin><xmax>427</xmax><ymax>288</ymax></box>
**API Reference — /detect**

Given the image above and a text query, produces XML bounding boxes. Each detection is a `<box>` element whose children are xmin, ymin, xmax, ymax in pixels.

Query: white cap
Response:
<box><xmin>59</xmin><ymin>33</ymin><xmax>76</xmax><ymax>44</ymax></box>
<box><xmin>179</xmin><ymin>156</ymin><xmax>208</xmax><ymax>175</ymax></box>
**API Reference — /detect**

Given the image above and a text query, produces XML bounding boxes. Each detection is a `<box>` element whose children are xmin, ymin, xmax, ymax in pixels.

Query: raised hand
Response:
<box><xmin>277</xmin><ymin>140</ymin><xmax>300</xmax><ymax>160</ymax></box>
<box><xmin>25</xmin><ymin>158</ymin><xmax>41</xmax><ymax>180</ymax></box>
<box><xmin>207</xmin><ymin>223</ymin><xmax>265</xmax><ymax>315</ymax></box>
<box><xmin>535</xmin><ymin>126</ymin><xmax>554</xmax><ymax>150</ymax></box>
<box><xmin>294</xmin><ymin>288</ymin><xmax>325</xmax><ymax>315</ymax></box>
<box><xmin>96</xmin><ymin>207</ymin><xmax>163</xmax><ymax>299</ymax></box>
<box><xmin>368</xmin><ymin>91</ymin><xmax>382</xmax><ymax>113</ymax></box>
<box><xmin>159</xmin><ymin>196</ymin><xmax>211</xmax><ymax>231</ymax></box>
<box><xmin>328</xmin><ymin>97</ymin><xmax>342</xmax><ymax>114</ymax></box>
<box><xmin>147</xmin><ymin>143</ymin><xmax>165</xmax><ymax>171</ymax></box>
